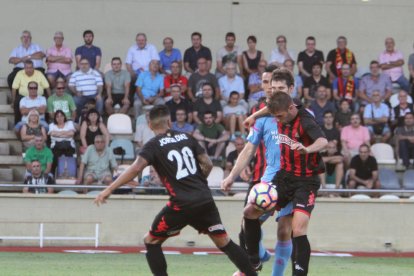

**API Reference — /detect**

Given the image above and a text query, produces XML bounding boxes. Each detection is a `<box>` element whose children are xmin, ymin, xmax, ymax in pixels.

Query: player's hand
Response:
<box><xmin>221</xmin><ymin>176</ymin><xmax>234</xmax><ymax>191</ymax></box>
<box><xmin>94</xmin><ymin>189</ymin><xmax>112</xmax><ymax>206</ymax></box>
<box><xmin>291</xmin><ymin>142</ymin><xmax>308</xmax><ymax>154</ymax></box>
<box><xmin>243</xmin><ymin>115</ymin><xmax>255</xmax><ymax>129</ymax></box>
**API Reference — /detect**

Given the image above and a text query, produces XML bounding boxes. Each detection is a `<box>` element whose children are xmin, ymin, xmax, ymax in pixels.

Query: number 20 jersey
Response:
<box><xmin>139</xmin><ymin>130</ymin><xmax>213</xmax><ymax>210</ymax></box>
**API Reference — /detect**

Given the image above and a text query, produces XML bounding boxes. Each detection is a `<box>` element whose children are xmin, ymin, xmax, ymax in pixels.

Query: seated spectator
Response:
<box><xmin>335</xmin><ymin>99</ymin><xmax>352</xmax><ymax>130</ymax></box>
<box><xmin>224</xmin><ymin>137</ymin><xmax>251</xmax><ymax>182</ymax></box>
<box><xmin>309</xmin><ymin>85</ymin><xmax>336</xmax><ymax>126</ymax></box>
<box><xmin>363</xmin><ymin>90</ymin><xmax>391</xmax><ymax>143</ymax></box>
<box><xmin>141</xmin><ymin>166</ymin><xmax>166</xmax><ymax>195</ymax></box>
<box><xmin>283</xmin><ymin>59</ymin><xmax>303</xmax><ymax>99</ymax></box>
<box><xmin>303</xmin><ymin>61</ymin><xmax>331</xmax><ymax>102</ymax></box>
<box><xmin>320</xmin><ymin>141</ymin><xmax>344</xmax><ymax>193</ymax></box>
<box><xmin>347</xmin><ymin>144</ymin><xmax>380</xmax><ymax>189</ymax></box>
<box><xmin>24</xmin><ymin>134</ymin><xmax>53</xmax><ymax>176</ymax></box>
<box><xmin>326</xmin><ymin>36</ymin><xmax>357</xmax><ymax>82</ymax></box>
<box><xmin>8</xmin><ymin>30</ymin><xmax>45</xmax><ymax>89</ymax></box>
<box><xmin>47</xmin><ymin>81</ymin><xmax>77</xmax><ymax>122</ymax></box>
<box><xmin>321</xmin><ymin>110</ymin><xmax>340</xmax><ymax>145</ymax></box>
<box><xmin>163</xmin><ymin>61</ymin><xmax>188</xmax><ymax>101</ymax></box>
<box><xmin>78</xmin><ymin>98</ymin><xmax>96</xmax><ymax>125</ymax></box>
<box><xmin>171</xmin><ymin>108</ymin><xmax>194</xmax><ymax>134</ymax></box>
<box><xmin>269</xmin><ymin>35</ymin><xmax>295</xmax><ymax>67</ymax></box>
<box><xmin>242</xmin><ymin>35</ymin><xmax>264</xmax><ymax>77</ymax></box>
<box><xmin>247</xmin><ymin>60</ymin><xmax>267</xmax><ymax>109</ymax></box>
<box><xmin>358</xmin><ymin>60</ymin><xmax>392</xmax><ymax>105</ymax></box>
<box><xmin>11</xmin><ymin>60</ymin><xmax>50</xmax><ymax>124</ymax></box>
<box><xmin>159</xmin><ymin>37</ymin><xmax>182</xmax><ymax>74</ymax></box>
<box><xmin>20</xmin><ymin>109</ymin><xmax>47</xmax><ymax>150</ymax></box>
<box><xmin>15</xmin><ymin>81</ymin><xmax>49</xmax><ymax>134</ymax></box>
<box><xmin>219</xmin><ymin>62</ymin><xmax>247</xmax><ymax>111</ymax></box>
<box><xmin>297</xmin><ymin>36</ymin><xmax>325</xmax><ymax>82</ymax></box>
<box><xmin>69</xmin><ymin>58</ymin><xmax>103</xmax><ymax>115</ymax></box>
<box><xmin>183</xmin><ymin>32</ymin><xmax>212</xmax><ymax>74</ymax></box>
<box><xmin>48</xmin><ymin>110</ymin><xmax>76</xmax><ymax>173</ymax></box>
<box><xmin>341</xmin><ymin>113</ymin><xmax>370</xmax><ymax>165</ymax></box>
<box><xmin>193</xmin><ymin>83</ymin><xmax>223</xmax><ymax>125</ymax></box>
<box><xmin>79</xmin><ymin>109</ymin><xmax>110</xmax><ymax>154</ymax></box>
<box><xmin>23</xmin><ymin>160</ymin><xmax>54</xmax><ymax>194</ymax></box>
<box><xmin>223</xmin><ymin>92</ymin><xmax>247</xmax><ymax>141</ymax></box>
<box><xmin>104</xmin><ymin>57</ymin><xmax>131</xmax><ymax>115</ymax></box>
<box><xmin>134</xmin><ymin>110</ymin><xmax>155</xmax><ymax>149</ymax></box>
<box><xmin>134</xmin><ymin>60</ymin><xmax>164</xmax><ymax>116</ymax></box>
<box><xmin>75</xmin><ymin>30</ymin><xmax>102</xmax><ymax>71</ymax></box>
<box><xmin>187</xmin><ymin>57</ymin><xmax>220</xmax><ymax>101</ymax></box>
<box><xmin>45</xmin><ymin>31</ymin><xmax>73</xmax><ymax>88</ymax></box>
<box><xmin>165</xmin><ymin>84</ymin><xmax>193</xmax><ymax>123</ymax></box>
<box><xmin>76</xmin><ymin>135</ymin><xmax>118</xmax><ymax>187</ymax></box>
<box><xmin>332</xmin><ymin>63</ymin><xmax>359</xmax><ymax>110</ymax></box>
<box><xmin>395</xmin><ymin>112</ymin><xmax>414</xmax><ymax>169</ymax></box>
<box><xmin>193</xmin><ymin>111</ymin><xmax>229</xmax><ymax>160</ymax></box>
<box><xmin>391</xmin><ymin>90</ymin><xmax>414</xmax><ymax>128</ymax></box>
<box><xmin>215</xmin><ymin>32</ymin><xmax>242</xmax><ymax>78</ymax></box>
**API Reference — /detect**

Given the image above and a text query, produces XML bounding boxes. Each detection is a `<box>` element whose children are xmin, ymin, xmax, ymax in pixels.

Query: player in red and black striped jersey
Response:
<box><xmin>250</xmin><ymin>100</ymin><xmax>267</xmax><ymax>185</ymax></box>
<box><xmin>267</xmin><ymin>92</ymin><xmax>328</xmax><ymax>276</ymax></box>
<box><xmin>95</xmin><ymin>105</ymin><xmax>257</xmax><ymax>276</ymax></box>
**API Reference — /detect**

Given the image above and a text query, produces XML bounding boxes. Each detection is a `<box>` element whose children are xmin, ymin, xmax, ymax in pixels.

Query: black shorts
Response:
<box><xmin>149</xmin><ymin>201</ymin><xmax>227</xmax><ymax>238</ymax></box>
<box><xmin>273</xmin><ymin>170</ymin><xmax>320</xmax><ymax>217</ymax></box>
<box><xmin>107</xmin><ymin>94</ymin><xmax>126</xmax><ymax>107</ymax></box>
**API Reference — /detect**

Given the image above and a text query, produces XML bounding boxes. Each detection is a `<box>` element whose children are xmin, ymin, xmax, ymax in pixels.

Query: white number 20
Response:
<box><xmin>167</xmin><ymin>146</ymin><xmax>197</xmax><ymax>180</ymax></box>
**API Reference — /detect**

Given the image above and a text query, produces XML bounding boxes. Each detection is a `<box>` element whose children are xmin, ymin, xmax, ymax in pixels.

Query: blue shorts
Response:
<box><xmin>276</xmin><ymin>202</ymin><xmax>293</xmax><ymax>222</ymax></box>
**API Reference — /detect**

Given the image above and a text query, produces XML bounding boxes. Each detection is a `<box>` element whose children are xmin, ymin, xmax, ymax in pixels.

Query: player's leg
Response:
<box><xmin>242</xmin><ymin>203</ymin><xmax>265</xmax><ymax>268</ymax></box>
<box><xmin>272</xmin><ymin>204</ymin><xmax>293</xmax><ymax>276</ymax></box>
<box><xmin>143</xmin><ymin>233</ymin><xmax>168</xmax><ymax>276</ymax></box>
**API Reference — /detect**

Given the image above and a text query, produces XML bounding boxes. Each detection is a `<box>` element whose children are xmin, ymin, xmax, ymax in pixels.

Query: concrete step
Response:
<box><xmin>0</xmin><ymin>168</ymin><xmax>13</xmax><ymax>182</ymax></box>
<box><xmin>0</xmin><ymin>155</ymin><xmax>24</xmax><ymax>165</ymax></box>
<box><xmin>0</xmin><ymin>104</ymin><xmax>13</xmax><ymax>114</ymax></box>
<box><xmin>0</xmin><ymin>130</ymin><xmax>17</xmax><ymax>140</ymax></box>
<box><xmin>0</xmin><ymin>91</ymin><xmax>8</xmax><ymax>105</ymax></box>
<box><xmin>0</xmin><ymin>117</ymin><xmax>8</xmax><ymax>131</ymax></box>
<box><xmin>0</xmin><ymin>142</ymin><xmax>10</xmax><ymax>155</ymax></box>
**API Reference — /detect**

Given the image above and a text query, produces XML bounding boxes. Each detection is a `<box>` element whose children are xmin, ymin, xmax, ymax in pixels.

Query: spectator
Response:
<box><xmin>24</xmin><ymin>134</ymin><xmax>53</xmax><ymax>176</ymax></box>
<box><xmin>283</xmin><ymin>59</ymin><xmax>303</xmax><ymax>99</ymax></box>
<box><xmin>171</xmin><ymin>108</ymin><xmax>194</xmax><ymax>134</ymax></box>
<box><xmin>141</xmin><ymin>166</ymin><xmax>166</xmax><ymax>195</ymax></box>
<box><xmin>75</xmin><ymin>30</ymin><xmax>102</xmax><ymax>71</ymax></box>
<box><xmin>23</xmin><ymin>160</ymin><xmax>54</xmax><ymax>194</ymax></box>
<box><xmin>359</xmin><ymin>60</ymin><xmax>392</xmax><ymax>105</ymax></box>
<box><xmin>193</xmin><ymin>111</ymin><xmax>229</xmax><ymax>160</ymax></box>
<box><xmin>14</xmin><ymin>81</ymin><xmax>49</xmax><ymax>134</ymax></box>
<box><xmin>391</xmin><ymin>90</ymin><xmax>414</xmax><ymax>127</ymax></box>
<box><xmin>332</xmin><ymin>63</ymin><xmax>359</xmax><ymax>110</ymax></box>
<box><xmin>20</xmin><ymin>109</ymin><xmax>47</xmax><ymax>150</ymax></box>
<box><xmin>104</xmin><ymin>57</ymin><xmax>131</xmax><ymax>115</ymax></box>
<box><xmin>76</xmin><ymin>135</ymin><xmax>118</xmax><ymax>187</ymax></box>
<box><xmin>187</xmin><ymin>57</ymin><xmax>220</xmax><ymax>101</ymax></box>
<box><xmin>215</xmin><ymin>32</ymin><xmax>243</xmax><ymax>78</ymax></box>
<box><xmin>78</xmin><ymin>98</ymin><xmax>96</xmax><ymax>125</ymax></box>
<box><xmin>79</xmin><ymin>108</ymin><xmax>110</xmax><ymax>154</ymax></box>
<box><xmin>395</xmin><ymin>112</ymin><xmax>414</xmax><ymax>169</ymax></box>
<box><xmin>134</xmin><ymin>110</ymin><xmax>155</xmax><ymax>149</ymax></box>
<box><xmin>379</xmin><ymin>37</ymin><xmax>410</xmax><ymax>92</ymax></box>
<box><xmin>341</xmin><ymin>113</ymin><xmax>370</xmax><ymax>165</ymax></box>
<box><xmin>134</xmin><ymin>60</ymin><xmax>164</xmax><ymax>116</ymax></box>
<box><xmin>363</xmin><ymin>90</ymin><xmax>391</xmax><ymax>143</ymax></box>
<box><xmin>163</xmin><ymin>61</ymin><xmax>188</xmax><ymax>101</ymax></box>
<box><xmin>297</xmin><ymin>36</ymin><xmax>325</xmax><ymax>82</ymax></box>
<box><xmin>69</xmin><ymin>58</ymin><xmax>104</xmax><ymax>115</ymax></box>
<box><xmin>347</xmin><ymin>144</ymin><xmax>380</xmax><ymax>189</ymax></box>
<box><xmin>125</xmin><ymin>33</ymin><xmax>160</xmax><ymax>82</ymax></box>
<box><xmin>224</xmin><ymin>137</ymin><xmax>251</xmax><ymax>182</ymax></box>
<box><xmin>218</xmin><ymin>62</ymin><xmax>247</xmax><ymax>111</ymax></box>
<box><xmin>223</xmin><ymin>91</ymin><xmax>247</xmax><ymax>141</ymax></box>
<box><xmin>11</xmin><ymin>60</ymin><xmax>50</xmax><ymax>124</ymax></box>
<box><xmin>8</xmin><ymin>30</ymin><xmax>45</xmax><ymax>89</ymax></box>
<box><xmin>45</xmin><ymin>31</ymin><xmax>73</xmax><ymax>88</ymax></box>
<box><xmin>269</xmin><ymin>35</ymin><xmax>295</xmax><ymax>67</ymax></box>
<box><xmin>303</xmin><ymin>61</ymin><xmax>331</xmax><ymax>102</ymax></box>
<box><xmin>408</xmin><ymin>42</ymin><xmax>414</xmax><ymax>95</ymax></box>
<box><xmin>247</xmin><ymin>60</ymin><xmax>267</xmax><ymax>109</ymax></box>
<box><xmin>193</xmin><ymin>83</ymin><xmax>223</xmax><ymax>125</ymax></box>
<box><xmin>183</xmin><ymin>32</ymin><xmax>212</xmax><ymax>74</ymax></box>
<box><xmin>47</xmin><ymin>81</ymin><xmax>77</xmax><ymax>122</ymax></box>
<box><xmin>242</xmin><ymin>35</ymin><xmax>264</xmax><ymax>77</ymax></box>
<box><xmin>159</xmin><ymin>37</ymin><xmax>182</xmax><ymax>74</ymax></box>
<box><xmin>320</xmin><ymin>141</ymin><xmax>344</xmax><ymax>193</ymax></box>
<box><xmin>326</xmin><ymin>36</ymin><xmax>357</xmax><ymax>82</ymax></box>
<box><xmin>309</xmin><ymin>85</ymin><xmax>336</xmax><ymax>126</ymax></box>
<box><xmin>165</xmin><ymin>84</ymin><xmax>193</xmax><ymax>123</ymax></box>
<box><xmin>335</xmin><ymin>99</ymin><xmax>352</xmax><ymax>130</ymax></box>
<box><xmin>321</xmin><ymin>110</ymin><xmax>340</xmax><ymax>145</ymax></box>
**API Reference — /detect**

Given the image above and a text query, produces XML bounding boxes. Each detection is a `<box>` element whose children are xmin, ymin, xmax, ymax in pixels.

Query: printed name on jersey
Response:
<box><xmin>159</xmin><ymin>133</ymin><xmax>188</xmax><ymax>147</ymax></box>
<box><xmin>278</xmin><ymin>134</ymin><xmax>297</xmax><ymax>146</ymax></box>
<box><xmin>208</xmin><ymin>224</ymin><xmax>225</xmax><ymax>232</ymax></box>
<box><xmin>271</xmin><ymin>130</ymin><xmax>280</xmax><ymax>143</ymax></box>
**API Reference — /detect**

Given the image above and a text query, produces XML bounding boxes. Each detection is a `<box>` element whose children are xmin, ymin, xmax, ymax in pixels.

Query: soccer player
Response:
<box><xmin>267</xmin><ymin>91</ymin><xmax>328</xmax><ymax>275</ymax></box>
<box><xmin>94</xmin><ymin>105</ymin><xmax>257</xmax><ymax>276</ymax></box>
<box><xmin>222</xmin><ymin>67</ymin><xmax>296</xmax><ymax>276</ymax></box>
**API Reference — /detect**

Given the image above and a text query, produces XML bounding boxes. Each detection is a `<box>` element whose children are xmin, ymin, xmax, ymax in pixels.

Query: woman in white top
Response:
<box><xmin>223</xmin><ymin>91</ymin><xmax>247</xmax><ymax>141</ymax></box>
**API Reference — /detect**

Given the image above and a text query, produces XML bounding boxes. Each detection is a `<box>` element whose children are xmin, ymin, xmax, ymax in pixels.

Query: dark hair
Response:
<box><xmin>175</xmin><ymin>108</ymin><xmax>187</xmax><ymax>116</ymax></box>
<box><xmin>53</xmin><ymin>110</ymin><xmax>67</xmax><ymax>124</ymax></box>
<box><xmin>226</xmin><ymin>32</ymin><xmax>236</xmax><ymax>39</ymax></box>
<box><xmin>83</xmin><ymin>30</ymin><xmax>94</xmax><ymax>37</ymax></box>
<box><xmin>306</xmin><ymin>36</ymin><xmax>316</xmax><ymax>41</ymax></box>
<box><xmin>339</xmin><ymin>98</ymin><xmax>350</xmax><ymax>105</ymax></box>
<box><xmin>24</xmin><ymin>60</ymin><xmax>34</xmax><ymax>67</ymax></box>
<box><xmin>276</xmin><ymin>35</ymin><xmax>287</xmax><ymax>42</ymax></box>
<box><xmin>111</xmin><ymin>57</ymin><xmax>122</xmax><ymax>63</ymax></box>
<box><xmin>27</xmin><ymin>81</ymin><xmax>38</xmax><ymax>88</ymax></box>
<box><xmin>271</xmin><ymin>68</ymin><xmax>295</xmax><ymax>87</ymax></box>
<box><xmin>86</xmin><ymin>108</ymin><xmax>100</xmax><ymax>125</ymax></box>
<box><xmin>163</xmin><ymin>37</ymin><xmax>174</xmax><ymax>44</ymax></box>
<box><xmin>229</xmin><ymin>91</ymin><xmax>240</xmax><ymax>99</ymax></box>
<box><xmin>203</xmin><ymin>110</ymin><xmax>214</xmax><ymax>117</ymax></box>
<box><xmin>323</xmin><ymin>110</ymin><xmax>334</xmax><ymax>117</ymax></box>
<box><xmin>267</xmin><ymin>92</ymin><xmax>293</xmax><ymax>114</ymax></box>
<box><xmin>370</xmin><ymin>60</ymin><xmax>380</xmax><ymax>66</ymax></box>
<box><xmin>359</xmin><ymin>143</ymin><xmax>370</xmax><ymax>151</ymax></box>
<box><xmin>201</xmin><ymin>82</ymin><xmax>214</xmax><ymax>91</ymax></box>
<box><xmin>191</xmin><ymin>32</ymin><xmax>202</xmax><ymax>39</ymax></box>
<box><xmin>247</xmin><ymin>35</ymin><xmax>257</xmax><ymax>43</ymax></box>
<box><xmin>311</xmin><ymin>61</ymin><xmax>323</xmax><ymax>69</ymax></box>
<box><xmin>149</xmin><ymin>105</ymin><xmax>170</xmax><ymax>122</ymax></box>
<box><xmin>264</xmin><ymin>64</ymin><xmax>279</xmax><ymax>73</ymax></box>
<box><xmin>404</xmin><ymin>112</ymin><xmax>414</xmax><ymax>118</ymax></box>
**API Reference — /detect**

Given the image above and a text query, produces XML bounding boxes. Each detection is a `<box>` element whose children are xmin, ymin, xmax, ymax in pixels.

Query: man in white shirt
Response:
<box><xmin>269</xmin><ymin>35</ymin><xmax>295</xmax><ymax>67</ymax></box>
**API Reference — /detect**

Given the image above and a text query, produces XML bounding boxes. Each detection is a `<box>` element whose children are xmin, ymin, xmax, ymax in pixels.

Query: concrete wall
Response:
<box><xmin>1</xmin><ymin>194</ymin><xmax>413</xmax><ymax>252</ymax></box>
<box><xmin>1</xmin><ymin>0</ymin><xmax>414</xmax><ymax>79</ymax></box>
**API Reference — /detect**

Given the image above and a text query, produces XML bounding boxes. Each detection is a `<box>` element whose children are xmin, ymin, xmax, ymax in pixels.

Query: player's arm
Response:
<box><xmin>94</xmin><ymin>157</ymin><xmax>148</xmax><ymax>206</ymax></box>
<box><xmin>292</xmin><ymin>137</ymin><xmax>328</xmax><ymax>154</ymax></box>
<box><xmin>244</xmin><ymin>106</ymin><xmax>270</xmax><ymax>128</ymax></box>
<box><xmin>197</xmin><ymin>152</ymin><xmax>213</xmax><ymax>178</ymax></box>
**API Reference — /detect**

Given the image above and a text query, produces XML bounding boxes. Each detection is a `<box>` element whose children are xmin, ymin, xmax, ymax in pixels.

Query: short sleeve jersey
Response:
<box><xmin>139</xmin><ymin>130</ymin><xmax>213</xmax><ymax>209</ymax></box>
<box><xmin>350</xmin><ymin>155</ymin><xmax>378</xmax><ymax>180</ymax></box>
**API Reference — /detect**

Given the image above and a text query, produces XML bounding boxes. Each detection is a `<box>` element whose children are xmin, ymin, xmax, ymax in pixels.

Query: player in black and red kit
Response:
<box><xmin>267</xmin><ymin>92</ymin><xmax>328</xmax><ymax>276</ymax></box>
<box><xmin>95</xmin><ymin>105</ymin><xmax>257</xmax><ymax>276</ymax></box>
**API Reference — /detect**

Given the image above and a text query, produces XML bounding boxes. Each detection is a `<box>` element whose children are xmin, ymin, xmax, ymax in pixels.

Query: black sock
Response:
<box><xmin>243</xmin><ymin>218</ymin><xmax>261</xmax><ymax>264</ymax></box>
<box><xmin>291</xmin><ymin>232</ymin><xmax>296</xmax><ymax>272</ymax></box>
<box><xmin>292</xmin><ymin>235</ymin><xmax>311</xmax><ymax>276</ymax></box>
<box><xmin>239</xmin><ymin>228</ymin><xmax>246</xmax><ymax>252</ymax></box>
<box><xmin>220</xmin><ymin>240</ymin><xmax>257</xmax><ymax>276</ymax></box>
<box><xmin>145</xmin><ymin>243</ymin><xmax>168</xmax><ymax>276</ymax></box>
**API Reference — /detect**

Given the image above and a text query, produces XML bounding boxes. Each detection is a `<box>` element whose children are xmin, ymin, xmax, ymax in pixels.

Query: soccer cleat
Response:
<box><xmin>252</xmin><ymin>261</ymin><xmax>263</xmax><ymax>272</ymax></box>
<box><xmin>260</xmin><ymin>249</ymin><xmax>271</xmax><ymax>263</ymax></box>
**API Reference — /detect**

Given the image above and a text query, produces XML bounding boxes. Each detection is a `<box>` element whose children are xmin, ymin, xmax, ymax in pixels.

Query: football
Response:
<box><xmin>248</xmin><ymin>182</ymin><xmax>278</xmax><ymax>211</ymax></box>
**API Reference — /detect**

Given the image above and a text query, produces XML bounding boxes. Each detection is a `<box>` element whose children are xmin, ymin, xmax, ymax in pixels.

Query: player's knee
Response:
<box><xmin>143</xmin><ymin>233</ymin><xmax>165</xmax><ymax>245</ymax></box>
<box><xmin>277</xmin><ymin>224</ymin><xmax>292</xmax><ymax>240</ymax></box>
<box><xmin>243</xmin><ymin>204</ymin><xmax>263</xmax><ymax>219</ymax></box>
<box><xmin>209</xmin><ymin>233</ymin><xmax>230</xmax><ymax>248</ymax></box>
